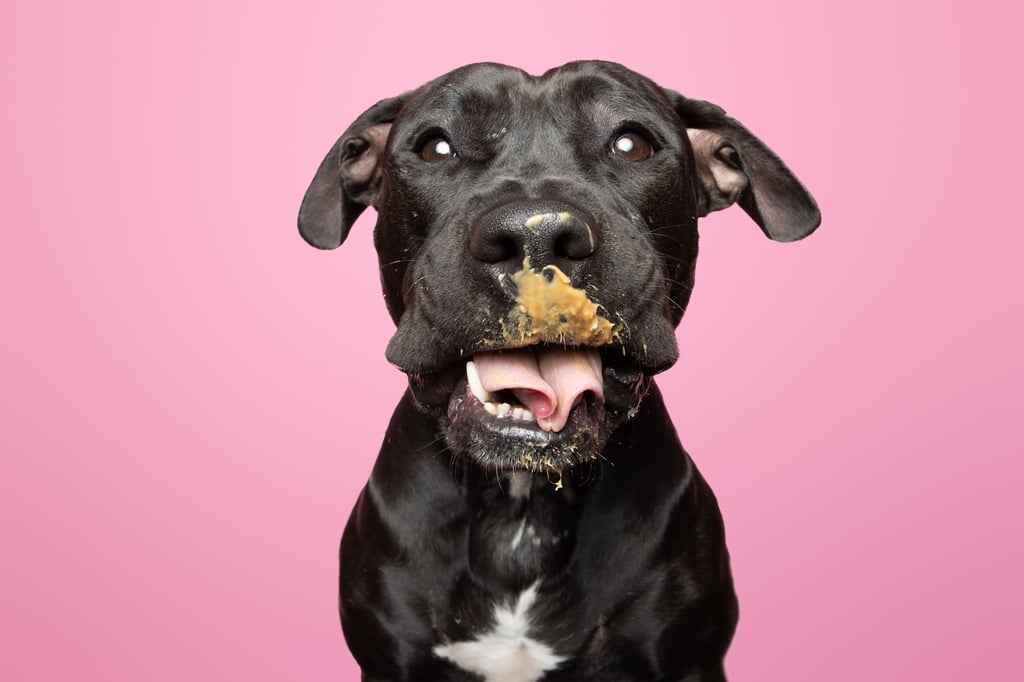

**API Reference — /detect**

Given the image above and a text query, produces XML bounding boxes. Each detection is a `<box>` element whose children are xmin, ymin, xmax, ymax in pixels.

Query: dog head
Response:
<box><xmin>299</xmin><ymin>61</ymin><xmax>819</xmax><ymax>473</ymax></box>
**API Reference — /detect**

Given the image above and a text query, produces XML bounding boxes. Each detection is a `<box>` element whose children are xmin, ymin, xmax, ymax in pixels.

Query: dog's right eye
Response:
<box><xmin>612</xmin><ymin>132</ymin><xmax>655</xmax><ymax>162</ymax></box>
<box><xmin>419</xmin><ymin>136</ymin><xmax>456</xmax><ymax>163</ymax></box>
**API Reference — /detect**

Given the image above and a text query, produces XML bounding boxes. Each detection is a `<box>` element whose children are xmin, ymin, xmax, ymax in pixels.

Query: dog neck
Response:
<box><xmin>460</xmin><ymin>465</ymin><xmax>584</xmax><ymax>593</ymax></box>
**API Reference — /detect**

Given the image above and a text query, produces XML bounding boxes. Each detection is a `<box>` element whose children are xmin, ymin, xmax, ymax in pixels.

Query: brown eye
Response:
<box><xmin>612</xmin><ymin>132</ymin><xmax>654</xmax><ymax>161</ymax></box>
<box><xmin>419</xmin><ymin>136</ymin><xmax>455</xmax><ymax>163</ymax></box>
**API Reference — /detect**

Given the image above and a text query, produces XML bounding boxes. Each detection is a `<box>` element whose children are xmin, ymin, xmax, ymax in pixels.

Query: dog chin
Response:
<box><xmin>406</xmin><ymin>349</ymin><xmax>652</xmax><ymax>473</ymax></box>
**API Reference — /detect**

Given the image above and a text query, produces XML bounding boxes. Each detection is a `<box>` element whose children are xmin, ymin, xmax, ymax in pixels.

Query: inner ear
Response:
<box><xmin>688</xmin><ymin>129</ymin><xmax>748</xmax><ymax>216</ymax></box>
<box><xmin>342</xmin><ymin>123</ymin><xmax>392</xmax><ymax>207</ymax></box>
<box><xmin>298</xmin><ymin>93</ymin><xmax>408</xmax><ymax>250</ymax></box>
<box><xmin>669</xmin><ymin>90</ymin><xmax>821</xmax><ymax>242</ymax></box>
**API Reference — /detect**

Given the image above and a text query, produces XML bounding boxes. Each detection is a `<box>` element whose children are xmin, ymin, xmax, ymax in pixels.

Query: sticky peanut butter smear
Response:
<box><xmin>503</xmin><ymin>259</ymin><xmax>618</xmax><ymax>346</ymax></box>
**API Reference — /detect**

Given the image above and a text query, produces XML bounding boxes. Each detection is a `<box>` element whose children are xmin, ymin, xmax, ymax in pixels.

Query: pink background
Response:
<box><xmin>3</xmin><ymin>1</ymin><xmax>1022</xmax><ymax>679</ymax></box>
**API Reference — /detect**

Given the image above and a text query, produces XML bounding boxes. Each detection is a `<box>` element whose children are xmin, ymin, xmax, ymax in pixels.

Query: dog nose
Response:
<box><xmin>470</xmin><ymin>202</ymin><xmax>597</xmax><ymax>273</ymax></box>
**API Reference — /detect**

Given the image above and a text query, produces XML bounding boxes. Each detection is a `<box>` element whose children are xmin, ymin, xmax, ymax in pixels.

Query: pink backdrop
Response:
<box><xmin>3</xmin><ymin>1</ymin><xmax>1022</xmax><ymax>679</ymax></box>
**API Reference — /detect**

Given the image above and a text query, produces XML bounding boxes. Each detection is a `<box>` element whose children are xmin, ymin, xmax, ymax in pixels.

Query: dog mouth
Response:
<box><xmin>397</xmin><ymin>259</ymin><xmax>663</xmax><ymax>471</ymax></box>
<box><xmin>418</xmin><ymin>344</ymin><xmax>649</xmax><ymax>472</ymax></box>
<box><xmin>464</xmin><ymin>347</ymin><xmax>603</xmax><ymax>433</ymax></box>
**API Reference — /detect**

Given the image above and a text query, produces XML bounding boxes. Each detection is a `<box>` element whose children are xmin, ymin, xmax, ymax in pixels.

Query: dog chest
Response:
<box><xmin>429</xmin><ymin>472</ymin><xmax>583</xmax><ymax>679</ymax></box>
<box><xmin>433</xmin><ymin>582</ymin><xmax>566</xmax><ymax>682</ymax></box>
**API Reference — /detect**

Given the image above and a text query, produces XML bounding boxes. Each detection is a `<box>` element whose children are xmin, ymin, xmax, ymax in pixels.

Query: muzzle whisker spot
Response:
<box><xmin>403</xmin><ymin>274</ymin><xmax>431</xmax><ymax>301</ymax></box>
<box><xmin>416</xmin><ymin>432</ymin><xmax>450</xmax><ymax>456</ymax></box>
<box><xmin>380</xmin><ymin>257</ymin><xmax>418</xmax><ymax>269</ymax></box>
<box><xmin>660</xmin><ymin>275</ymin><xmax>694</xmax><ymax>292</ymax></box>
<box><xmin>645</xmin><ymin>222</ymin><xmax>689</xmax><ymax>244</ymax></box>
<box><xmin>658</xmin><ymin>292</ymin><xmax>688</xmax><ymax>316</ymax></box>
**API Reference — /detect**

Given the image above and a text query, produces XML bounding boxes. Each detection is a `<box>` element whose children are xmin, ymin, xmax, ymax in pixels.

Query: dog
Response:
<box><xmin>298</xmin><ymin>61</ymin><xmax>819</xmax><ymax>681</ymax></box>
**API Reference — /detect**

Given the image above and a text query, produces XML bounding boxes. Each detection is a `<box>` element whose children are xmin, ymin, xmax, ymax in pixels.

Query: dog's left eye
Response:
<box><xmin>419</xmin><ymin>136</ymin><xmax>456</xmax><ymax>163</ymax></box>
<box><xmin>612</xmin><ymin>132</ymin><xmax>654</xmax><ymax>162</ymax></box>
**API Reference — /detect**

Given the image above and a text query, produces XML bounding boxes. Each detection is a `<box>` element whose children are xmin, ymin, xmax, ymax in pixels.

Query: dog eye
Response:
<box><xmin>419</xmin><ymin>136</ymin><xmax>456</xmax><ymax>163</ymax></box>
<box><xmin>612</xmin><ymin>132</ymin><xmax>654</xmax><ymax>162</ymax></box>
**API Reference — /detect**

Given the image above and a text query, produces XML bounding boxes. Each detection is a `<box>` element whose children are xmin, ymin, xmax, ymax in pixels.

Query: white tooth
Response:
<box><xmin>484</xmin><ymin>402</ymin><xmax>498</xmax><ymax>416</ymax></box>
<box><xmin>466</xmin><ymin>360</ymin><xmax>495</xmax><ymax>403</ymax></box>
<box><xmin>497</xmin><ymin>403</ymin><xmax>511</xmax><ymax>417</ymax></box>
<box><xmin>521</xmin><ymin>409</ymin><xmax>535</xmax><ymax>422</ymax></box>
<box><xmin>512</xmin><ymin>407</ymin><xmax>524</xmax><ymax>420</ymax></box>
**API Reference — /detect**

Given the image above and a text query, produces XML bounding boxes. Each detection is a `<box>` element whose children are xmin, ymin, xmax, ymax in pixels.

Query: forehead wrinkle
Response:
<box><xmin>400</xmin><ymin>65</ymin><xmax>516</xmax><ymax>115</ymax></box>
<box><xmin>535</xmin><ymin>72</ymin><xmax>643</xmax><ymax>128</ymax></box>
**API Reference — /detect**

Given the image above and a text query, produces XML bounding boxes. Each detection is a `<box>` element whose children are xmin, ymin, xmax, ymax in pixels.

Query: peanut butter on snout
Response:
<box><xmin>503</xmin><ymin>258</ymin><xmax>618</xmax><ymax>346</ymax></box>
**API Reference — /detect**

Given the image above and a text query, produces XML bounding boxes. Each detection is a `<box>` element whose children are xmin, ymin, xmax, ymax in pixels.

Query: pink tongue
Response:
<box><xmin>472</xmin><ymin>348</ymin><xmax>604</xmax><ymax>433</ymax></box>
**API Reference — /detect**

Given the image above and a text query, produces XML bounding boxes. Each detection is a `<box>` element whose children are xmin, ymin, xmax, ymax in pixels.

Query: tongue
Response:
<box><xmin>472</xmin><ymin>348</ymin><xmax>603</xmax><ymax>433</ymax></box>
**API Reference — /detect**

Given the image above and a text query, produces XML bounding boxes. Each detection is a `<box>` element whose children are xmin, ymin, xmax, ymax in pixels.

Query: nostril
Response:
<box><xmin>470</xmin><ymin>227</ymin><xmax>521</xmax><ymax>264</ymax></box>
<box><xmin>521</xmin><ymin>211</ymin><xmax>597</xmax><ymax>263</ymax></box>
<box><xmin>552</xmin><ymin>215</ymin><xmax>595</xmax><ymax>260</ymax></box>
<box><xmin>555</xmin><ymin>231</ymin><xmax>585</xmax><ymax>260</ymax></box>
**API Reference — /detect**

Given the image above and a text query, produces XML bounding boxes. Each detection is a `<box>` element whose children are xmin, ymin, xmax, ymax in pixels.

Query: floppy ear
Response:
<box><xmin>298</xmin><ymin>94</ymin><xmax>409</xmax><ymax>249</ymax></box>
<box><xmin>667</xmin><ymin>91</ymin><xmax>821</xmax><ymax>242</ymax></box>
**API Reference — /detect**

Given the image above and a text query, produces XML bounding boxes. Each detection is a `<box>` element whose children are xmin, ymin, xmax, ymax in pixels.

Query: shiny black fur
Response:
<box><xmin>299</xmin><ymin>61</ymin><xmax>819</xmax><ymax>681</ymax></box>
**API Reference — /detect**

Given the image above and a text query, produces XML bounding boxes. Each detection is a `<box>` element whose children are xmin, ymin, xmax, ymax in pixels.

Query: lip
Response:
<box><xmin>445</xmin><ymin>374</ymin><xmax>607</xmax><ymax>472</ymax></box>
<box><xmin>405</xmin><ymin>344</ymin><xmax>651</xmax><ymax>472</ymax></box>
<box><xmin>448</xmin><ymin>374</ymin><xmax>600</xmax><ymax>445</ymax></box>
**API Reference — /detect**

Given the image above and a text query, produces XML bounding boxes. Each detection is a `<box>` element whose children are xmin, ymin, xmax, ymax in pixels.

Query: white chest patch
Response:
<box><xmin>434</xmin><ymin>583</ymin><xmax>565</xmax><ymax>682</ymax></box>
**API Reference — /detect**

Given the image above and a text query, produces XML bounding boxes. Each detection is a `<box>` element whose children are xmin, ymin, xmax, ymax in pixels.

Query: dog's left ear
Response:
<box><xmin>298</xmin><ymin>94</ymin><xmax>409</xmax><ymax>250</ymax></box>
<box><xmin>667</xmin><ymin>91</ymin><xmax>821</xmax><ymax>242</ymax></box>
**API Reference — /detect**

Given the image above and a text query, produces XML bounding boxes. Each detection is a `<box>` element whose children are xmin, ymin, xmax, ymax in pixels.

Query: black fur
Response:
<box><xmin>299</xmin><ymin>61</ymin><xmax>819</xmax><ymax>681</ymax></box>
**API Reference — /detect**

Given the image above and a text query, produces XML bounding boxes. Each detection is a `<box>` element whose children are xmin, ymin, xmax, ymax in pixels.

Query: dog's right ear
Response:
<box><xmin>298</xmin><ymin>95</ymin><xmax>408</xmax><ymax>249</ymax></box>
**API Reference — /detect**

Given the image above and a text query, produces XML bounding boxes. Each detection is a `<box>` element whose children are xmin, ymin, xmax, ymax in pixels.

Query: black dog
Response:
<box><xmin>299</xmin><ymin>61</ymin><xmax>819</xmax><ymax>681</ymax></box>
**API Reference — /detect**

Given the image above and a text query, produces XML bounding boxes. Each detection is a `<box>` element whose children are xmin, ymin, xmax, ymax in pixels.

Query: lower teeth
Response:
<box><xmin>468</xmin><ymin>361</ymin><xmax>536</xmax><ymax>423</ymax></box>
<box><xmin>483</xmin><ymin>401</ymin><xmax>535</xmax><ymax>423</ymax></box>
